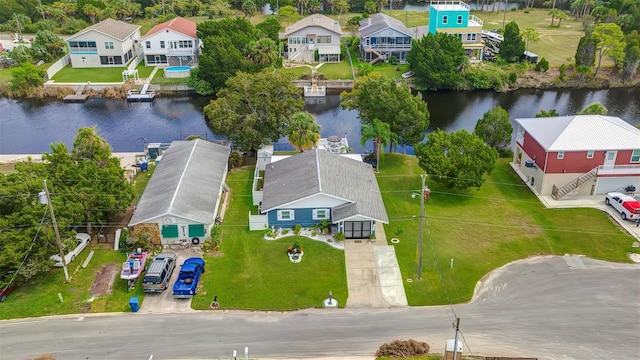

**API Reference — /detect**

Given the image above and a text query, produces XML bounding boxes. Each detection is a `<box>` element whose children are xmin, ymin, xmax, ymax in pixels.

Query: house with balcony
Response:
<box><xmin>141</xmin><ymin>16</ymin><xmax>199</xmax><ymax>67</ymax></box>
<box><xmin>284</xmin><ymin>14</ymin><xmax>343</xmax><ymax>63</ymax></box>
<box><xmin>67</xmin><ymin>18</ymin><xmax>141</xmax><ymax>68</ymax></box>
<box><xmin>428</xmin><ymin>1</ymin><xmax>485</xmax><ymax>62</ymax></box>
<box><xmin>512</xmin><ymin>115</ymin><xmax>640</xmax><ymax>200</ymax></box>
<box><xmin>249</xmin><ymin>148</ymin><xmax>388</xmax><ymax>239</ymax></box>
<box><xmin>359</xmin><ymin>13</ymin><xmax>413</xmax><ymax>64</ymax></box>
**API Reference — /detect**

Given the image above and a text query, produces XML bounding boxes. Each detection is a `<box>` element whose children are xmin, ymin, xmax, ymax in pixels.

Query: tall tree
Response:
<box><xmin>246</xmin><ymin>38</ymin><xmax>278</xmax><ymax>66</ymax></box>
<box><xmin>575</xmin><ymin>34</ymin><xmax>597</xmax><ymax>66</ymax></box>
<box><xmin>415</xmin><ymin>129</ymin><xmax>498</xmax><ymax>190</ymax></box>
<box><xmin>203</xmin><ymin>69</ymin><xmax>304</xmax><ymax>152</ymax></box>
<box><xmin>500</xmin><ymin>21</ymin><xmax>525</xmax><ymax>62</ymax></box>
<box><xmin>622</xmin><ymin>31</ymin><xmax>640</xmax><ymax>82</ymax></box>
<box><xmin>287</xmin><ymin>112</ymin><xmax>321</xmax><ymax>152</ymax></box>
<box><xmin>548</xmin><ymin>8</ymin><xmax>561</xmax><ymax>26</ymax></box>
<box><xmin>591</xmin><ymin>23</ymin><xmax>625</xmax><ymax>76</ymax></box>
<box><xmin>578</xmin><ymin>102</ymin><xmax>608</xmax><ymax>114</ymax></box>
<box><xmin>360</xmin><ymin>119</ymin><xmax>397</xmax><ymax>173</ymax></box>
<box><xmin>407</xmin><ymin>32</ymin><xmax>467</xmax><ymax>90</ymax></box>
<box><xmin>256</xmin><ymin>16</ymin><xmax>282</xmax><ymax>42</ymax></box>
<box><xmin>341</xmin><ymin>72</ymin><xmax>430</xmax><ymax>150</ymax></box>
<box><xmin>30</xmin><ymin>30</ymin><xmax>66</xmax><ymax>62</ymax></box>
<box><xmin>536</xmin><ymin>109</ymin><xmax>561</xmax><ymax>117</ymax></box>
<box><xmin>473</xmin><ymin>106</ymin><xmax>513</xmax><ymax>152</ymax></box>
<box><xmin>242</xmin><ymin>0</ymin><xmax>258</xmax><ymax>18</ymax></box>
<box><xmin>521</xmin><ymin>26</ymin><xmax>540</xmax><ymax>59</ymax></box>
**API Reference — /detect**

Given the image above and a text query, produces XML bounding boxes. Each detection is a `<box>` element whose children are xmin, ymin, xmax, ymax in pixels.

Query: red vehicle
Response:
<box><xmin>0</xmin><ymin>285</ymin><xmax>18</xmax><ymax>302</ymax></box>
<box><xmin>606</xmin><ymin>192</ymin><xmax>640</xmax><ymax>221</ymax></box>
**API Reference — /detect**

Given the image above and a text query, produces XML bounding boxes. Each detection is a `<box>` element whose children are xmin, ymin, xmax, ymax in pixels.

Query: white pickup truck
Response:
<box><xmin>605</xmin><ymin>192</ymin><xmax>640</xmax><ymax>221</ymax></box>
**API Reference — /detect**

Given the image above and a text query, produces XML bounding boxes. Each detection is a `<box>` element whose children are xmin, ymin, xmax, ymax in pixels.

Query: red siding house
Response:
<box><xmin>512</xmin><ymin>115</ymin><xmax>640</xmax><ymax>199</ymax></box>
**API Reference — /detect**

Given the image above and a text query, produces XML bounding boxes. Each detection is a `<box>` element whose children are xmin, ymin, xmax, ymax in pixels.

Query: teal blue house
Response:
<box><xmin>254</xmin><ymin>149</ymin><xmax>388</xmax><ymax>239</ymax></box>
<box><xmin>428</xmin><ymin>1</ymin><xmax>485</xmax><ymax>62</ymax></box>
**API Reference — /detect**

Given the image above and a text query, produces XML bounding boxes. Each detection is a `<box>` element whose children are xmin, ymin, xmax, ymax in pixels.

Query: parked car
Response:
<box><xmin>49</xmin><ymin>233</ymin><xmax>91</xmax><ymax>267</ymax></box>
<box><xmin>142</xmin><ymin>252</ymin><xmax>177</xmax><ymax>293</ymax></box>
<box><xmin>605</xmin><ymin>192</ymin><xmax>640</xmax><ymax>221</ymax></box>
<box><xmin>0</xmin><ymin>285</ymin><xmax>18</xmax><ymax>302</ymax></box>
<box><xmin>172</xmin><ymin>257</ymin><xmax>205</xmax><ymax>299</ymax></box>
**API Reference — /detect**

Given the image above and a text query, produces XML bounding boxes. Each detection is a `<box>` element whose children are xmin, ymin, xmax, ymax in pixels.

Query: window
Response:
<box><xmin>516</xmin><ymin>128</ymin><xmax>525</xmax><ymax>144</ymax></box>
<box><xmin>557</xmin><ymin>151</ymin><xmax>565</xmax><ymax>159</ymax></box>
<box><xmin>312</xmin><ymin>209</ymin><xmax>330</xmax><ymax>220</ymax></box>
<box><xmin>104</xmin><ymin>41</ymin><xmax>114</xmax><ymax>49</ymax></box>
<box><xmin>317</xmin><ymin>36</ymin><xmax>331</xmax><ymax>44</ymax></box>
<box><xmin>587</xmin><ymin>150</ymin><xmax>594</xmax><ymax>159</ymax></box>
<box><xmin>68</xmin><ymin>41</ymin><xmax>97</xmax><ymax>52</ymax></box>
<box><xmin>457</xmin><ymin>15</ymin><xmax>463</xmax><ymax>24</ymax></box>
<box><xmin>442</xmin><ymin>15</ymin><xmax>448</xmax><ymax>24</ymax></box>
<box><xmin>277</xmin><ymin>210</ymin><xmax>295</xmax><ymax>221</ymax></box>
<box><xmin>145</xmin><ymin>41</ymin><xmax>151</xmax><ymax>49</ymax></box>
<box><xmin>632</xmin><ymin>149</ymin><xmax>640</xmax><ymax>163</ymax></box>
<box><xmin>465</xmin><ymin>33</ymin><xmax>477</xmax><ymax>41</ymax></box>
<box><xmin>160</xmin><ymin>41</ymin><xmax>165</xmax><ymax>49</ymax></box>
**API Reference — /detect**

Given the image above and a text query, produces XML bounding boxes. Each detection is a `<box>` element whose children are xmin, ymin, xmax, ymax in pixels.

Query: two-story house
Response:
<box><xmin>359</xmin><ymin>13</ymin><xmax>413</xmax><ymax>64</ymax></box>
<box><xmin>141</xmin><ymin>16</ymin><xmax>199</xmax><ymax>67</ymax></box>
<box><xmin>67</xmin><ymin>18</ymin><xmax>141</xmax><ymax>68</ymax></box>
<box><xmin>513</xmin><ymin>115</ymin><xmax>640</xmax><ymax>199</ymax></box>
<box><xmin>284</xmin><ymin>14</ymin><xmax>343</xmax><ymax>63</ymax></box>
<box><xmin>428</xmin><ymin>1</ymin><xmax>485</xmax><ymax>62</ymax></box>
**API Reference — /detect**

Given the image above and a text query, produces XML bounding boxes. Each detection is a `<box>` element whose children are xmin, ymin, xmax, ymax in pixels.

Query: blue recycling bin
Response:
<box><xmin>129</xmin><ymin>296</ymin><xmax>139</xmax><ymax>312</ymax></box>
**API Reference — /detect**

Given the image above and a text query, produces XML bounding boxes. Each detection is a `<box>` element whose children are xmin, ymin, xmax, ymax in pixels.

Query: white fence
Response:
<box><xmin>46</xmin><ymin>54</ymin><xmax>70</xmax><ymax>80</ymax></box>
<box><xmin>249</xmin><ymin>212</ymin><xmax>268</xmax><ymax>231</ymax></box>
<box><xmin>128</xmin><ymin>52</ymin><xmax>143</xmax><ymax>72</ymax></box>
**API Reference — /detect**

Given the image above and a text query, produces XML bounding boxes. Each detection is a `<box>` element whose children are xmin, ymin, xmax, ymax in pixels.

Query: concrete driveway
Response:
<box><xmin>138</xmin><ymin>248</ymin><xmax>202</xmax><ymax>313</ymax></box>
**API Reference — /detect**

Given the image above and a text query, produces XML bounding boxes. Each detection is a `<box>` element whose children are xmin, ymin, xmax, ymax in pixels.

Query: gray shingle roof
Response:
<box><xmin>284</xmin><ymin>14</ymin><xmax>343</xmax><ymax>36</ymax></box>
<box><xmin>359</xmin><ymin>13</ymin><xmax>412</xmax><ymax>38</ymax></box>
<box><xmin>70</xmin><ymin>18</ymin><xmax>140</xmax><ymax>41</ymax></box>
<box><xmin>261</xmin><ymin>149</ymin><xmax>388</xmax><ymax>223</ymax></box>
<box><xmin>515</xmin><ymin>115</ymin><xmax>640</xmax><ymax>151</ymax></box>
<box><xmin>128</xmin><ymin>140</ymin><xmax>230</xmax><ymax>226</ymax></box>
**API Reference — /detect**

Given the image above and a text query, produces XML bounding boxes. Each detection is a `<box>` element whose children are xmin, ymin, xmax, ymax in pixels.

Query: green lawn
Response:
<box><xmin>280</xmin><ymin>66</ymin><xmax>312</xmax><ymax>79</ymax></box>
<box><xmin>0</xmin><ymin>67</ymin><xmax>13</xmax><ymax>85</ymax></box>
<box><xmin>377</xmin><ymin>154</ymin><xmax>635</xmax><ymax>306</ymax></box>
<box><xmin>317</xmin><ymin>62</ymin><xmax>354</xmax><ymax>80</ymax></box>
<box><xmin>191</xmin><ymin>167</ymin><xmax>348</xmax><ymax>310</ymax></box>
<box><xmin>136</xmin><ymin>63</ymin><xmax>155</xmax><ymax>78</ymax></box>
<box><xmin>52</xmin><ymin>64</ymin><xmax>126</xmax><ymax>83</ymax></box>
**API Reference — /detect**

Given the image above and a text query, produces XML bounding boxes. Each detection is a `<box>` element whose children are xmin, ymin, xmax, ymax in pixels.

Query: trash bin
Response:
<box><xmin>128</xmin><ymin>296</ymin><xmax>139</xmax><ymax>312</ymax></box>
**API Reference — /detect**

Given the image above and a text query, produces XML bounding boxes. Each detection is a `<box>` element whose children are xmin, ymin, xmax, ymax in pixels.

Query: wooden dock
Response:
<box><xmin>62</xmin><ymin>94</ymin><xmax>89</xmax><ymax>103</ymax></box>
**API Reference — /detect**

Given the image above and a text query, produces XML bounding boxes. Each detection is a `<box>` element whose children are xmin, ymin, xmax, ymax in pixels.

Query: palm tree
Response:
<box><xmin>578</xmin><ymin>102</ymin><xmax>608</xmax><ymax>115</ymax></box>
<box><xmin>247</xmin><ymin>38</ymin><xmax>278</xmax><ymax>66</ymax></box>
<box><xmin>548</xmin><ymin>9</ymin><xmax>561</xmax><ymax>27</ymax></box>
<box><xmin>556</xmin><ymin>12</ymin><xmax>568</xmax><ymax>27</ymax></box>
<box><xmin>360</xmin><ymin>119</ymin><xmax>398</xmax><ymax>173</ymax></box>
<box><xmin>287</xmin><ymin>112</ymin><xmax>321</xmax><ymax>152</ymax></box>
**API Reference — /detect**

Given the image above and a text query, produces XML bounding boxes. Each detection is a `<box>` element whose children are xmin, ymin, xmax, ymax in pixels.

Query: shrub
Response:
<box><xmin>535</xmin><ymin>57</ymin><xmax>549</xmax><ymax>72</ymax></box>
<box><xmin>508</xmin><ymin>71</ymin><xmax>517</xmax><ymax>84</ymax></box>
<box><xmin>294</xmin><ymin>224</ymin><xmax>302</xmax><ymax>235</ymax></box>
<box><xmin>333</xmin><ymin>232</ymin><xmax>345</xmax><ymax>241</ymax></box>
<box><xmin>559</xmin><ymin>63</ymin><xmax>566</xmax><ymax>80</ymax></box>
<box><xmin>498</xmin><ymin>147</ymin><xmax>514</xmax><ymax>158</ymax></box>
<box><xmin>377</xmin><ymin>339</ymin><xmax>430</xmax><ymax>358</ymax></box>
<box><xmin>228</xmin><ymin>151</ymin><xmax>243</xmax><ymax>169</ymax></box>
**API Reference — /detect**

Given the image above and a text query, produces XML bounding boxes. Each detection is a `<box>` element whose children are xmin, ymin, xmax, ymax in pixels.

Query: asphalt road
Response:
<box><xmin>1</xmin><ymin>256</ymin><xmax>639</xmax><ymax>360</ymax></box>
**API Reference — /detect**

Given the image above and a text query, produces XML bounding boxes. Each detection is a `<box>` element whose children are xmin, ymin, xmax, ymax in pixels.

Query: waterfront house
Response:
<box><xmin>428</xmin><ymin>1</ymin><xmax>485</xmax><ymax>62</ymax></box>
<box><xmin>512</xmin><ymin>115</ymin><xmax>640</xmax><ymax>199</ymax></box>
<box><xmin>141</xmin><ymin>16</ymin><xmax>199</xmax><ymax>67</ymax></box>
<box><xmin>249</xmin><ymin>148</ymin><xmax>388</xmax><ymax>239</ymax></box>
<box><xmin>67</xmin><ymin>18</ymin><xmax>141</xmax><ymax>68</ymax></box>
<box><xmin>128</xmin><ymin>139</ymin><xmax>230</xmax><ymax>245</ymax></box>
<box><xmin>358</xmin><ymin>13</ymin><xmax>413</xmax><ymax>64</ymax></box>
<box><xmin>284</xmin><ymin>14</ymin><xmax>343</xmax><ymax>63</ymax></box>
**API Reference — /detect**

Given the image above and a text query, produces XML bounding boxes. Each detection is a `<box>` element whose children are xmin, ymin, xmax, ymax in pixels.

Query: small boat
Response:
<box><xmin>120</xmin><ymin>250</ymin><xmax>148</xmax><ymax>281</ymax></box>
<box><xmin>401</xmin><ymin>71</ymin><xmax>415</xmax><ymax>79</ymax></box>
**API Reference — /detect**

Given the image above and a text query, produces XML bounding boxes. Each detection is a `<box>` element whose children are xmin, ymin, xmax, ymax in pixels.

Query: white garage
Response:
<box><xmin>595</xmin><ymin>176</ymin><xmax>640</xmax><ymax>194</ymax></box>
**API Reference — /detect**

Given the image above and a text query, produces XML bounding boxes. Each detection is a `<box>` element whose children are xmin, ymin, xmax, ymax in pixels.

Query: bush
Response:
<box><xmin>498</xmin><ymin>147</ymin><xmax>514</xmax><ymax>158</ymax></box>
<box><xmin>559</xmin><ymin>63</ymin><xmax>566</xmax><ymax>80</ymax></box>
<box><xmin>294</xmin><ymin>224</ymin><xmax>302</xmax><ymax>235</ymax></box>
<box><xmin>377</xmin><ymin>339</ymin><xmax>430</xmax><ymax>358</ymax></box>
<box><xmin>535</xmin><ymin>57</ymin><xmax>549</xmax><ymax>72</ymax></box>
<box><xmin>508</xmin><ymin>71</ymin><xmax>517</xmax><ymax>84</ymax></box>
<box><xmin>333</xmin><ymin>232</ymin><xmax>345</xmax><ymax>241</ymax></box>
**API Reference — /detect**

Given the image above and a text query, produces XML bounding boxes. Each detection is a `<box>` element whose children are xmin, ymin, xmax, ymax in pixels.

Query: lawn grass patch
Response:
<box><xmin>136</xmin><ymin>64</ymin><xmax>154</xmax><ymax>78</ymax></box>
<box><xmin>51</xmin><ymin>65</ymin><xmax>126</xmax><ymax>83</ymax></box>
<box><xmin>191</xmin><ymin>167</ymin><xmax>348</xmax><ymax>310</ymax></box>
<box><xmin>378</xmin><ymin>154</ymin><xmax>635</xmax><ymax>306</ymax></box>
<box><xmin>280</xmin><ymin>66</ymin><xmax>312</xmax><ymax>79</ymax></box>
<box><xmin>317</xmin><ymin>62</ymin><xmax>353</xmax><ymax>80</ymax></box>
<box><xmin>0</xmin><ymin>67</ymin><xmax>13</xmax><ymax>85</ymax></box>
<box><xmin>150</xmin><ymin>69</ymin><xmax>190</xmax><ymax>84</ymax></box>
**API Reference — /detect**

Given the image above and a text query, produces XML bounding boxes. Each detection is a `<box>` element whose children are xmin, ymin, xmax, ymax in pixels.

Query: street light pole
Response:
<box><xmin>40</xmin><ymin>180</ymin><xmax>70</xmax><ymax>283</ymax></box>
<box><xmin>417</xmin><ymin>174</ymin><xmax>426</xmax><ymax>280</ymax></box>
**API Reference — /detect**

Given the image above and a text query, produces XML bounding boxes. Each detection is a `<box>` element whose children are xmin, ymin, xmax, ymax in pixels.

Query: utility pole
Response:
<box><xmin>502</xmin><ymin>0</ymin><xmax>508</xmax><ymax>29</ymax></box>
<box><xmin>417</xmin><ymin>174</ymin><xmax>426</xmax><ymax>280</ymax></box>
<box><xmin>452</xmin><ymin>317</ymin><xmax>461</xmax><ymax>360</ymax></box>
<box><xmin>40</xmin><ymin>180</ymin><xmax>70</xmax><ymax>283</ymax></box>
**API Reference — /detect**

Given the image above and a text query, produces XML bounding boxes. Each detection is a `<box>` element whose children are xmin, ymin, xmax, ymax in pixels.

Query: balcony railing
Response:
<box><xmin>469</xmin><ymin>15</ymin><xmax>483</xmax><ymax>27</ymax></box>
<box><xmin>430</xmin><ymin>1</ymin><xmax>469</xmax><ymax>10</ymax></box>
<box><xmin>166</xmin><ymin>48</ymin><xmax>195</xmax><ymax>56</ymax></box>
<box><xmin>597</xmin><ymin>164</ymin><xmax>640</xmax><ymax>175</ymax></box>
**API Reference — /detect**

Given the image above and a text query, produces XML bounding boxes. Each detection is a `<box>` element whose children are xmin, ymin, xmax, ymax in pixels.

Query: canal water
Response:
<box><xmin>0</xmin><ymin>88</ymin><xmax>638</xmax><ymax>155</ymax></box>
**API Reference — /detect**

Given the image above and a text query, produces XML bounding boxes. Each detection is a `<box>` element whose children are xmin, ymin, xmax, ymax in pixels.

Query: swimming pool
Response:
<box><xmin>164</xmin><ymin>66</ymin><xmax>191</xmax><ymax>78</ymax></box>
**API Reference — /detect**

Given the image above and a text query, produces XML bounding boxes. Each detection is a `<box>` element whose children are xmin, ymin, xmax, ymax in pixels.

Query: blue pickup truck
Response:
<box><xmin>172</xmin><ymin>257</ymin><xmax>205</xmax><ymax>299</ymax></box>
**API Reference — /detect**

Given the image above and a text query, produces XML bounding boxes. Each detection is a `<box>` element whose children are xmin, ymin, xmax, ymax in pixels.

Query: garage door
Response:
<box><xmin>343</xmin><ymin>221</ymin><xmax>372</xmax><ymax>239</ymax></box>
<box><xmin>188</xmin><ymin>224</ymin><xmax>205</xmax><ymax>237</ymax></box>
<box><xmin>595</xmin><ymin>177</ymin><xmax>640</xmax><ymax>194</ymax></box>
<box><xmin>161</xmin><ymin>225</ymin><xmax>178</xmax><ymax>238</ymax></box>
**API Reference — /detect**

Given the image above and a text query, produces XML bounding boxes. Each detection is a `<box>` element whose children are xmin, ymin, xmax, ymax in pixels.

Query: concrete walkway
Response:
<box><xmin>344</xmin><ymin>226</ymin><xmax>408</xmax><ymax>308</ymax></box>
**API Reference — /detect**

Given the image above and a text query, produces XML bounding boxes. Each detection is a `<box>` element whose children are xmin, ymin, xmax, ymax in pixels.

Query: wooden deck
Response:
<box><xmin>62</xmin><ymin>94</ymin><xmax>89</xmax><ymax>103</ymax></box>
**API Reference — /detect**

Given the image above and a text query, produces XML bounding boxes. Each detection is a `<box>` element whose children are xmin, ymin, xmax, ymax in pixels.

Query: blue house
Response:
<box><xmin>428</xmin><ymin>1</ymin><xmax>485</xmax><ymax>62</ymax></box>
<box><xmin>254</xmin><ymin>149</ymin><xmax>388</xmax><ymax>239</ymax></box>
<box><xmin>359</xmin><ymin>13</ymin><xmax>414</xmax><ymax>64</ymax></box>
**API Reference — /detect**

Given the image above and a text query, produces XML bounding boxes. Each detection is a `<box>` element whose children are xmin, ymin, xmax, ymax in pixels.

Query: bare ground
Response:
<box><xmin>89</xmin><ymin>263</ymin><xmax>118</xmax><ymax>297</ymax></box>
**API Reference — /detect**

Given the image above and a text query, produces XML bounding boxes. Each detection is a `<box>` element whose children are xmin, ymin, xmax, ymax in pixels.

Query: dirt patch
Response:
<box><xmin>89</xmin><ymin>263</ymin><xmax>118</xmax><ymax>296</ymax></box>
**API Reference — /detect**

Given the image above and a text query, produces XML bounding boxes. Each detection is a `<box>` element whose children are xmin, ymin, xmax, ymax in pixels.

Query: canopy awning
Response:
<box><xmin>317</xmin><ymin>46</ymin><xmax>341</xmax><ymax>55</ymax></box>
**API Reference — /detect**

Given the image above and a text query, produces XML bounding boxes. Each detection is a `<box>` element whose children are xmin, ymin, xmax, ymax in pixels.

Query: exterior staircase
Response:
<box><xmin>367</xmin><ymin>46</ymin><xmax>387</xmax><ymax>64</ymax></box>
<box><xmin>551</xmin><ymin>167</ymin><xmax>598</xmax><ymax>200</ymax></box>
<box><xmin>287</xmin><ymin>44</ymin><xmax>308</xmax><ymax>62</ymax></box>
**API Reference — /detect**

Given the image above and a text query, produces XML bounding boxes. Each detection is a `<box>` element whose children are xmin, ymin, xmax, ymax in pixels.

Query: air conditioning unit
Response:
<box><xmin>524</xmin><ymin>159</ymin><xmax>535</xmax><ymax>168</ymax></box>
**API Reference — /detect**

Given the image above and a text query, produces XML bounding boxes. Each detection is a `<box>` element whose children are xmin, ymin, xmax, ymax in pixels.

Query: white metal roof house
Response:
<box><xmin>128</xmin><ymin>139</ymin><xmax>230</xmax><ymax>245</ymax></box>
<box><xmin>141</xmin><ymin>16</ymin><xmax>199</xmax><ymax>67</ymax></box>
<box><xmin>512</xmin><ymin>115</ymin><xmax>640</xmax><ymax>199</ymax></box>
<box><xmin>67</xmin><ymin>18</ymin><xmax>141</xmax><ymax>68</ymax></box>
<box><xmin>249</xmin><ymin>148</ymin><xmax>388</xmax><ymax>239</ymax></box>
<box><xmin>284</xmin><ymin>14</ymin><xmax>343</xmax><ymax>63</ymax></box>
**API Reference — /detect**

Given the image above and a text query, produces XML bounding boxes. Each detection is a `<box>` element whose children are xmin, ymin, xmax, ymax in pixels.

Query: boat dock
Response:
<box><xmin>126</xmin><ymin>83</ymin><xmax>155</xmax><ymax>102</ymax></box>
<box><xmin>63</xmin><ymin>83</ymin><xmax>89</xmax><ymax>103</ymax></box>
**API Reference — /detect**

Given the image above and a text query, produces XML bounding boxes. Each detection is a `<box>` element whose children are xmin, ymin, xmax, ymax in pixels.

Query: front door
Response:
<box><xmin>604</xmin><ymin>151</ymin><xmax>617</xmax><ymax>168</ymax></box>
<box><xmin>343</xmin><ymin>221</ymin><xmax>372</xmax><ymax>239</ymax></box>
